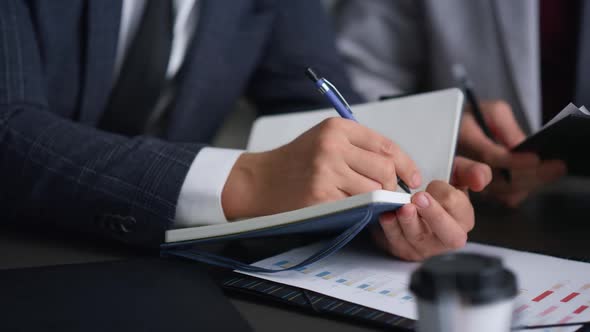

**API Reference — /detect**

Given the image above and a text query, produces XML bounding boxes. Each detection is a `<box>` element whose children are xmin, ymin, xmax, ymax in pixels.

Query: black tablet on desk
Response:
<box><xmin>0</xmin><ymin>258</ymin><xmax>251</xmax><ymax>332</ymax></box>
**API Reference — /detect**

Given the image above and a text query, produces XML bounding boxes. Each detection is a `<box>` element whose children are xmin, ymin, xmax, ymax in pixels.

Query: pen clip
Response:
<box><xmin>323</xmin><ymin>79</ymin><xmax>352</xmax><ymax>112</ymax></box>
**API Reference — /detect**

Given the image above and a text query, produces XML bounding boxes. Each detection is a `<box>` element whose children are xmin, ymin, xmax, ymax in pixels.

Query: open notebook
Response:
<box><xmin>161</xmin><ymin>89</ymin><xmax>464</xmax><ymax>270</ymax></box>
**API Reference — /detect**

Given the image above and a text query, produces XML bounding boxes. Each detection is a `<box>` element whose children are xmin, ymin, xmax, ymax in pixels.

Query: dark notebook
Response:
<box><xmin>514</xmin><ymin>103</ymin><xmax>590</xmax><ymax>176</ymax></box>
<box><xmin>0</xmin><ymin>258</ymin><xmax>251</xmax><ymax>332</ymax></box>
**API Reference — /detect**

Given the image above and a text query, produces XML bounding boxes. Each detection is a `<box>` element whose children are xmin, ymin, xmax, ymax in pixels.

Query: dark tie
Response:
<box><xmin>99</xmin><ymin>0</ymin><xmax>173</xmax><ymax>136</ymax></box>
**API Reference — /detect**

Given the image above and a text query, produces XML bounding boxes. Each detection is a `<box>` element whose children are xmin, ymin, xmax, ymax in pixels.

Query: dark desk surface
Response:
<box><xmin>2</xmin><ymin>177</ymin><xmax>590</xmax><ymax>331</ymax></box>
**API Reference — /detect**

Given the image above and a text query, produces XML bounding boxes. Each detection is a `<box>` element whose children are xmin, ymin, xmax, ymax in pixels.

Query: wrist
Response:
<box><xmin>221</xmin><ymin>152</ymin><xmax>263</xmax><ymax>220</ymax></box>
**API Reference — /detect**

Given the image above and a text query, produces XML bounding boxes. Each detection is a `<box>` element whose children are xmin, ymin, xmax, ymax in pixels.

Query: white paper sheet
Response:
<box><xmin>239</xmin><ymin>242</ymin><xmax>590</xmax><ymax>331</ymax></box>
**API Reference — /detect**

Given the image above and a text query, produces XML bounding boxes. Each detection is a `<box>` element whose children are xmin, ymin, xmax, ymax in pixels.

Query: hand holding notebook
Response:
<box><xmin>514</xmin><ymin>103</ymin><xmax>590</xmax><ymax>176</ymax></box>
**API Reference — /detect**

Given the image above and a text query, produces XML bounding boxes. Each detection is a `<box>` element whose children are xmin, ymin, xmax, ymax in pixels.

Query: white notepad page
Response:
<box><xmin>247</xmin><ymin>89</ymin><xmax>464</xmax><ymax>191</ymax></box>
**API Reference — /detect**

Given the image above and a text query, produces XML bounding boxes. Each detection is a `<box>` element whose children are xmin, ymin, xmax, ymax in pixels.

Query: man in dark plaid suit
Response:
<box><xmin>0</xmin><ymin>0</ymin><xmax>490</xmax><ymax>261</ymax></box>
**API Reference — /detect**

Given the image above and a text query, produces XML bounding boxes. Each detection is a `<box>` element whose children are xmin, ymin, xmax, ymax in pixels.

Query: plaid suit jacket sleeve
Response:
<box><xmin>0</xmin><ymin>1</ymin><xmax>203</xmax><ymax>247</ymax></box>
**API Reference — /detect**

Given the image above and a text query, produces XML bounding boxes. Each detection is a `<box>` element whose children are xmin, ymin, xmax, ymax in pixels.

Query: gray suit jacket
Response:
<box><xmin>335</xmin><ymin>0</ymin><xmax>590</xmax><ymax>133</ymax></box>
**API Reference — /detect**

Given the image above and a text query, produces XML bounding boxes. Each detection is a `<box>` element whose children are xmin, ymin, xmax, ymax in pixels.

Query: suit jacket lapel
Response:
<box><xmin>492</xmin><ymin>0</ymin><xmax>540</xmax><ymax>132</ymax></box>
<box><xmin>78</xmin><ymin>0</ymin><xmax>121</xmax><ymax>125</ymax></box>
<box><xmin>575</xmin><ymin>0</ymin><xmax>590</xmax><ymax>108</ymax></box>
<box><xmin>166</xmin><ymin>0</ymin><xmax>273</xmax><ymax>141</ymax></box>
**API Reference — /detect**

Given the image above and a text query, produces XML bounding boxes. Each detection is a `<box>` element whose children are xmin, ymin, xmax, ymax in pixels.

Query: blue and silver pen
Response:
<box><xmin>305</xmin><ymin>67</ymin><xmax>411</xmax><ymax>194</ymax></box>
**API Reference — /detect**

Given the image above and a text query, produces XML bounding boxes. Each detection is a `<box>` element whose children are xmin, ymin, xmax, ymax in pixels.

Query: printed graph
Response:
<box><xmin>243</xmin><ymin>242</ymin><xmax>590</xmax><ymax>332</ymax></box>
<box><xmin>512</xmin><ymin>280</ymin><xmax>590</xmax><ymax>330</ymax></box>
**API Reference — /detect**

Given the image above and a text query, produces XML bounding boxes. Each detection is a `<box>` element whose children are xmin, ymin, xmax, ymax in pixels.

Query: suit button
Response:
<box><xmin>119</xmin><ymin>217</ymin><xmax>137</xmax><ymax>233</ymax></box>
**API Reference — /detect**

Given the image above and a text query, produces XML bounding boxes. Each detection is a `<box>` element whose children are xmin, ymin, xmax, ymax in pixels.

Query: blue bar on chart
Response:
<box><xmin>402</xmin><ymin>295</ymin><xmax>413</xmax><ymax>300</ymax></box>
<box><xmin>358</xmin><ymin>284</ymin><xmax>370</xmax><ymax>289</ymax></box>
<box><xmin>336</xmin><ymin>279</ymin><xmax>347</xmax><ymax>283</ymax></box>
<box><xmin>295</xmin><ymin>266</ymin><xmax>307</xmax><ymax>272</ymax></box>
<box><xmin>379</xmin><ymin>290</ymin><xmax>390</xmax><ymax>295</ymax></box>
<box><xmin>274</xmin><ymin>260</ymin><xmax>289</xmax><ymax>267</ymax></box>
<box><xmin>316</xmin><ymin>271</ymin><xmax>331</xmax><ymax>278</ymax></box>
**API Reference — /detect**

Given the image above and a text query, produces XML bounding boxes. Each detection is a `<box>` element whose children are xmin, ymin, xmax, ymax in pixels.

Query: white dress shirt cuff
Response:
<box><xmin>174</xmin><ymin>147</ymin><xmax>244</xmax><ymax>227</ymax></box>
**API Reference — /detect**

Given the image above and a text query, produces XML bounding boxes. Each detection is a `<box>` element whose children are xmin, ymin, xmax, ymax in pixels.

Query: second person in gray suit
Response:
<box><xmin>334</xmin><ymin>0</ymin><xmax>585</xmax><ymax>206</ymax></box>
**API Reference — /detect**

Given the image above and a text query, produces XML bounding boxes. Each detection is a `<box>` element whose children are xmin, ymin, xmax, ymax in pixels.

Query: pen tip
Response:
<box><xmin>305</xmin><ymin>67</ymin><xmax>320</xmax><ymax>82</ymax></box>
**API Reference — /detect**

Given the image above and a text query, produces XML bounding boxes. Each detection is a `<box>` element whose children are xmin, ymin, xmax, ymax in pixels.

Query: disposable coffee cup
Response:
<box><xmin>410</xmin><ymin>253</ymin><xmax>517</xmax><ymax>332</ymax></box>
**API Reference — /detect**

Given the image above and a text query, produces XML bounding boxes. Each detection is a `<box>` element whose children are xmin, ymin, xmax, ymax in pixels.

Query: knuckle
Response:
<box><xmin>465</xmin><ymin>219</ymin><xmax>475</xmax><ymax>232</ymax></box>
<box><xmin>412</xmin><ymin>233</ymin><xmax>428</xmax><ymax>245</ymax></box>
<box><xmin>425</xmin><ymin>180</ymin><xmax>446</xmax><ymax>197</ymax></box>
<box><xmin>408</xmin><ymin>251</ymin><xmax>425</xmax><ymax>262</ymax></box>
<box><xmin>380</xmin><ymin>139</ymin><xmax>398</xmax><ymax>156</ymax></box>
<box><xmin>368</xmin><ymin>181</ymin><xmax>383</xmax><ymax>191</ymax></box>
<box><xmin>378</xmin><ymin>158</ymin><xmax>397</xmax><ymax>182</ymax></box>
<box><xmin>392</xmin><ymin>246</ymin><xmax>412</xmax><ymax>261</ymax></box>
<box><xmin>311</xmin><ymin>156</ymin><xmax>331</xmax><ymax>175</ymax></box>
<box><xmin>441</xmin><ymin>189</ymin><xmax>460</xmax><ymax>208</ymax></box>
<box><xmin>465</xmin><ymin>203</ymin><xmax>475</xmax><ymax>231</ymax></box>
<box><xmin>490</xmin><ymin>100</ymin><xmax>511</xmax><ymax>114</ymax></box>
<box><xmin>307</xmin><ymin>183</ymin><xmax>331</xmax><ymax>203</ymax></box>
<box><xmin>448</xmin><ymin>232</ymin><xmax>468</xmax><ymax>249</ymax></box>
<box><xmin>319</xmin><ymin>117</ymin><xmax>344</xmax><ymax>132</ymax></box>
<box><xmin>315</xmin><ymin>135</ymin><xmax>341</xmax><ymax>155</ymax></box>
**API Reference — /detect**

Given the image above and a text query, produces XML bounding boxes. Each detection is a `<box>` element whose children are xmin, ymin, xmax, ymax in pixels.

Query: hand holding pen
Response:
<box><xmin>452</xmin><ymin>64</ymin><xmax>566</xmax><ymax>207</ymax></box>
<box><xmin>452</xmin><ymin>64</ymin><xmax>512</xmax><ymax>183</ymax></box>
<box><xmin>305</xmin><ymin>67</ymin><xmax>412</xmax><ymax>194</ymax></box>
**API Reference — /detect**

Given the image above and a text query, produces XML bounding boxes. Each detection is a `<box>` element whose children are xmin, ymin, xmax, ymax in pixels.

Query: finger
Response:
<box><xmin>459</xmin><ymin>113</ymin><xmax>512</xmax><ymax>167</ymax></box>
<box><xmin>537</xmin><ymin>160</ymin><xmax>567</xmax><ymax>182</ymax></box>
<box><xmin>345</xmin><ymin>145</ymin><xmax>397</xmax><ymax>191</ymax></box>
<box><xmin>501</xmin><ymin>191</ymin><xmax>530</xmax><ymax>208</ymax></box>
<box><xmin>412</xmin><ymin>191</ymin><xmax>469</xmax><ymax>249</ymax></box>
<box><xmin>487</xmin><ymin>167</ymin><xmax>545</xmax><ymax>194</ymax></box>
<box><xmin>337</xmin><ymin>119</ymin><xmax>421</xmax><ymax>188</ymax></box>
<box><xmin>396</xmin><ymin>204</ymin><xmax>448</xmax><ymax>258</ymax></box>
<box><xmin>338</xmin><ymin>167</ymin><xmax>383</xmax><ymax>196</ymax></box>
<box><xmin>451</xmin><ymin>156</ymin><xmax>492</xmax><ymax>192</ymax></box>
<box><xmin>487</xmin><ymin>159</ymin><xmax>566</xmax><ymax>194</ymax></box>
<box><xmin>425</xmin><ymin>181</ymin><xmax>474</xmax><ymax>232</ymax></box>
<box><xmin>509</xmin><ymin>152</ymin><xmax>540</xmax><ymax>169</ymax></box>
<box><xmin>375</xmin><ymin>212</ymin><xmax>423</xmax><ymax>261</ymax></box>
<box><xmin>480</xmin><ymin>100</ymin><xmax>526</xmax><ymax>148</ymax></box>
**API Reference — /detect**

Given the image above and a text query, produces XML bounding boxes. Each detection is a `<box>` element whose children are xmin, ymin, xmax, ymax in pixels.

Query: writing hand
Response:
<box><xmin>221</xmin><ymin>118</ymin><xmax>421</xmax><ymax>219</ymax></box>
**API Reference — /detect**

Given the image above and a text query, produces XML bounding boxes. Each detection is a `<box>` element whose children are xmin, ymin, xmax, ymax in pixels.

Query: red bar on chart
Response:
<box><xmin>514</xmin><ymin>304</ymin><xmax>529</xmax><ymax>314</ymax></box>
<box><xmin>574</xmin><ymin>305</ymin><xmax>589</xmax><ymax>315</ymax></box>
<box><xmin>561</xmin><ymin>292</ymin><xmax>580</xmax><ymax>303</ymax></box>
<box><xmin>539</xmin><ymin>306</ymin><xmax>558</xmax><ymax>317</ymax></box>
<box><xmin>532</xmin><ymin>290</ymin><xmax>554</xmax><ymax>302</ymax></box>
<box><xmin>559</xmin><ymin>316</ymin><xmax>574</xmax><ymax>324</ymax></box>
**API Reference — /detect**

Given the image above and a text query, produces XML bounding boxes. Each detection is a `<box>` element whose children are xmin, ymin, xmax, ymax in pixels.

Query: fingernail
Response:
<box><xmin>412</xmin><ymin>172</ymin><xmax>422</xmax><ymax>187</ymax></box>
<box><xmin>414</xmin><ymin>193</ymin><xmax>430</xmax><ymax>208</ymax></box>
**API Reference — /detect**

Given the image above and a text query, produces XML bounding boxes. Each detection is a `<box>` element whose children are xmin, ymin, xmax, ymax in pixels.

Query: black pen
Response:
<box><xmin>305</xmin><ymin>67</ymin><xmax>411</xmax><ymax>194</ymax></box>
<box><xmin>452</xmin><ymin>64</ymin><xmax>512</xmax><ymax>182</ymax></box>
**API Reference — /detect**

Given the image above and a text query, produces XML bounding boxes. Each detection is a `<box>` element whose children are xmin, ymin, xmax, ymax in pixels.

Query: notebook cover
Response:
<box><xmin>0</xmin><ymin>258</ymin><xmax>251</xmax><ymax>332</ymax></box>
<box><xmin>161</xmin><ymin>202</ymin><xmax>402</xmax><ymax>249</ymax></box>
<box><xmin>514</xmin><ymin>114</ymin><xmax>590</xmax><ymax>176</ymax></box>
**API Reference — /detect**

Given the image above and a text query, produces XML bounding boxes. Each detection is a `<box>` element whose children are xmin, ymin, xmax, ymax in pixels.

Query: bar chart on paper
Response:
<box><xmin>240</xmin><ymin>242</ymin><xmax>590</xmax><ymax>331</ymax></box>
<box><xmin>512</xmin><ymin>281</ymin><xmax>590</xmax><ymax>329</ymax></box>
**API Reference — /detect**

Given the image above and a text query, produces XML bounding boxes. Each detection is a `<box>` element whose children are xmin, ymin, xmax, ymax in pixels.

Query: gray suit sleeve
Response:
<box><xmin>0</xmin><ymin>1</ymin><xmax>202</xmax><ymax>247</ymax></box>
<box><xmin>334</xmin><ymin>0</ymin><xmax>428</xmax><ymax>100</ymax></box>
